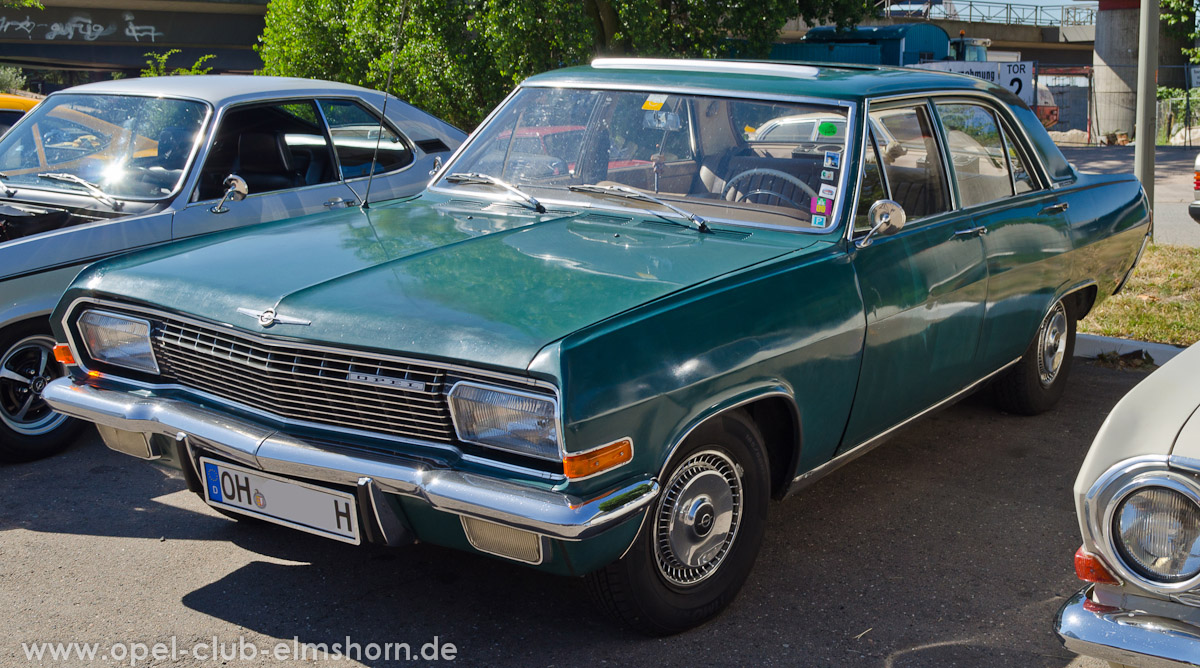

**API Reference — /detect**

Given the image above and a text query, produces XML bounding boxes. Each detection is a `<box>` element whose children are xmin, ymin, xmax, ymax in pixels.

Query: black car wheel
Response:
<box><xmin>587</xmin><ymin>410</ymin><xmax>769</xmax><ymax>635</ymax></box>
<box><xmin>993</xmin><ymin>297</ymin><xmax>1076</xmax><ymax>415</ymax></box>
<box><xmin>0</xmin><ymin>323</ymin><xmax>83</xmax><ymax>462</ymax></box>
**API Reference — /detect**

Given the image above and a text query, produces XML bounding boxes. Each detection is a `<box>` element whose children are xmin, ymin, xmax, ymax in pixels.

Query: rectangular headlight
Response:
<box><xmin>77</xmin><ymin>310</ymin><xmax>159</xmax><ymax>374</ymax></box>
<box><xmin>448</xmin><ymin>382</ymin><xmax>559</xmax><ymax>460</ymax></box>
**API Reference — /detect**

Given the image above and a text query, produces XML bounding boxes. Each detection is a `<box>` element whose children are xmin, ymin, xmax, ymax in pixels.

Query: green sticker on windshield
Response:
<box><xmin>818</xmin><ymin>122</ymin><xmax>838</xmax><ymax>136</ymax></box>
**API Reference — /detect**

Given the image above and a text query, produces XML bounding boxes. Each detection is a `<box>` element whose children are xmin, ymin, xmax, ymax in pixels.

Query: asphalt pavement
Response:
<box><xmin>0</xmin><ymin>361</ymin><xmax>1146</xmax><ymax>667</ymax></box>
<box><xmin>1061</xmin><ymin>145</ymin><xmax>1200</xmax><ymax>246</ymax></box>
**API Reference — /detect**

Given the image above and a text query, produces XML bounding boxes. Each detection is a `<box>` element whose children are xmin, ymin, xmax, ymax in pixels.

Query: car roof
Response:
<box><xmin>523</xmin><ymin>58</ymin><xmax>1013</xmax><ymax>105</ymax></box>
<box><xmin>49</xmin><ymin>75</ymin><xmax>383</xmax><ymax>107</ymax></box>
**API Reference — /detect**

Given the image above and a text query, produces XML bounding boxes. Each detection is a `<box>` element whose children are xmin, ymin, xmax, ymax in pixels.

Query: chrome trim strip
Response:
<box><xmin>1056</xmin><ymin>587</ymin><xmax>1200</xmax><ymax>668</ymax></box>
<box><xmin>41</xmin><ymin>378</ymin><xmax>657</xmax><ymax>541</ymax></box>
<box><xmin>786</xmin><ymin>356</ymin><xmax>1021</xmax><ymax>496</ymax></box>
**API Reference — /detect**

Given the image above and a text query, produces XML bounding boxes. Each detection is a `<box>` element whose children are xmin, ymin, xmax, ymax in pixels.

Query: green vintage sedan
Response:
<box><xmin>43</xmin><ymin>59</ymin><xmax>1149</xmax><ymax>634</ymax></box>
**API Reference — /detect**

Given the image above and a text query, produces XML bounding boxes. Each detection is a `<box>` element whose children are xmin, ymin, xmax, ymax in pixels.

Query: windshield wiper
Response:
<box><xmin>569</xmin><ymin>183</ymin><xmax>711</xmax><ymax>233</ymax></box>
<box><xmin>37</xmin><ymin>172</ymin><xmax>123</xmax><ymax>210</ymax></box>
<box><xmin>445</xmin><ymin>172</ymin><xmax>546</xmax><ymax>213</ymax></box>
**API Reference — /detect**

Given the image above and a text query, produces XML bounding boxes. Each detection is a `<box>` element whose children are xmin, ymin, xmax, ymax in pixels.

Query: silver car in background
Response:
<box><xmin>0</xmin><ymin>76</ymin><xmax>464</xmax><ymax>462</ymax></box>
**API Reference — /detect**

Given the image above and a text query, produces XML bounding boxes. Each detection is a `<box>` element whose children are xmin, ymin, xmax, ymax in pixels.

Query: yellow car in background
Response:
<box><xmin>0</xmin><ymin>93</ymin><xmax>38</xmax><ymax>135</ymax></box>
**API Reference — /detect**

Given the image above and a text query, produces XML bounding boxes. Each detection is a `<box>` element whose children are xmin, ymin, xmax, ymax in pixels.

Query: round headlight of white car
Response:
<box><xmin>1113</xmin><ymin>485</ymin><xmax>1200</xmax><ymax>583</ymax></box>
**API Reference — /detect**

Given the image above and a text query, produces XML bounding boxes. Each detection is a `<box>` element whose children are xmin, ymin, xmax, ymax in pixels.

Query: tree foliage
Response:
<box><xmin>141</xmin><ymin>50</ymin><xmax>216</xmax><ymax>77</ymax></box>
<box><xmin>1161</xmin><ymin>0</ymin><xmax>1200</xmax><ymax>63</ymax></box>
<box><xmin>257</xmin><ymin>0</ymin><xmax>871</xmax><ymax>129</ymax></box>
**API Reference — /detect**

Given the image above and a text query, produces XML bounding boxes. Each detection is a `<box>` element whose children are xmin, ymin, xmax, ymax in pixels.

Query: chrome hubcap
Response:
<box><xmin>0</xmin><ymin>335</ymin><xmax>68</xmax><ymax>436</ymax></box>
<box><xmin>1037</xmin><ymin>301</ymin><xmax>1068</xmax><ymax>387</ymax></box>
<box><xmin>655</xmin><ymin>450</ymin><xmax>742</xmax><ymax>586</ymax></box>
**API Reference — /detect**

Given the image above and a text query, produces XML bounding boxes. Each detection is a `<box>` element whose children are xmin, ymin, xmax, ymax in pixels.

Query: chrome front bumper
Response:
<box><xmin>43</xmin><ymin>378</ymin><xmax>658</xmax><ymax>541</ymax></box>
<box><xmin>1056</xmin><ymin>587</ymin><xmax>1200</xmax><ymax>668</ymax></box>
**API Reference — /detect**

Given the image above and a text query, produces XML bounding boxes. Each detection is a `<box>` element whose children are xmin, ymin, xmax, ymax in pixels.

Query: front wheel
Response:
<box><xmin>992</xmin><ymin>298</ymin><xmax>1076</xmax><ymax>415</ymax></box>
<box><xmin>0</xmin><ymin>324</ymin><xmax>83</xmax><ymax>462</ymax></box>
<box><xmin>586</xmin><ymin>411</ymin><xmax>769</xmax><ymax>635</ymax></box>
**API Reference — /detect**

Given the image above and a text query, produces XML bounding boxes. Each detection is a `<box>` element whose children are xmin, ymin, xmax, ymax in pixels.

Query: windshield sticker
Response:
<box><xmin>823</xmin><ymin>151</ymin><xmax>841</xmax><ymax>169</ymax></box>
<box><xmin>818</xmin><ymin>122</ymin><xmax>839</xmax><ymax>136</ymax></box>
<box><xmin>744</xmin><ymin>125</ymin><xmax>757</xmax><ymax>135</ymax></box>
<box><xmin>810</xmin><ymin>197</ymin><xmax>830</xmax><ymax>215</ymax></box>
<box><xmin>819</xmin><ymin>184</ymin><xmax>837</xmax><ymax>199</ymax></box>
<box><xmin>821</xmin><ymin>169</ymin><xmax>835</xmax><ymax>181</ymax></box>
<box><xmin>642</xmin><ymin>94</ymin><xmax>669</xmax><ymax>111</ymax></box>
<box><xmin>812</xmin><ymin>215</ymin><xmax>828</xmax><ymax>228</ymax></box>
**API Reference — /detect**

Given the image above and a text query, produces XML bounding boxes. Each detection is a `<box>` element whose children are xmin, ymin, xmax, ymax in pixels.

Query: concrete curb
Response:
<box><xmin>1075</xmin><ymin>333</ymin><xmax>1186</xmax><ymax>365</ymax></box>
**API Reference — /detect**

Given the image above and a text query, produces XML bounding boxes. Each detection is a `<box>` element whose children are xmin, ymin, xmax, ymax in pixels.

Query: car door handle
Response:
<box><xmin>1039</xmin><ymin>202</ymin><xmax>1069</xmax><ymax>215</ymax></box>
<box><xmin>324</xmin><ymin>197</ymin><xmax>356</xmax><ymax>209</ymax></box>
<box><xmin>954</xmin><ymin>225</ymin><xmax>988</xmax><ymax>237</ymax></box>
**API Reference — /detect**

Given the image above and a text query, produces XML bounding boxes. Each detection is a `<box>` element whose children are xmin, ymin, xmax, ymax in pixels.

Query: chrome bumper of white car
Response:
<box><xmin>42</xmin><ymin>377</ymin><xmax>658</xmax><ymax>542</ymax></box>
<box><xmin>1056</xmin><ymin>587</ymin><xmax>1200</xmax><ymax>668</ymax></box>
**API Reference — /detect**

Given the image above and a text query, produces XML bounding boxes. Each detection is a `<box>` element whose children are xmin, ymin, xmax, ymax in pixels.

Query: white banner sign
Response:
<box><xmin>912</xmin><ymin>61</ymin><xmax>1036</xmax><ymax>106</ymax></box>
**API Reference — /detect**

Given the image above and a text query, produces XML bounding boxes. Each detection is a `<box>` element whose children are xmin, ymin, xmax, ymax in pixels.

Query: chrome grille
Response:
<box><xmin>151</xmin><ymin>319</ymin><xmax>455</xmax><ymax>443</ymax></box>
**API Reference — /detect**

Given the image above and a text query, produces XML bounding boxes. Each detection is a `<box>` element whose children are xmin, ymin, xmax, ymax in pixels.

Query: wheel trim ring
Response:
<box><xmin>0</xmin><ymin>335</ymin><xmax>69</xmax><ymax>436</ymax></box>
<box><xmin>654</xmin><ymin>449</ymin><xmax>743</xmax><ymax>587</ymax></box>
<box><xmin>1036</xmin><ymin>301</ymin><xmax>1068</xmax><ymax>387</ymax></box>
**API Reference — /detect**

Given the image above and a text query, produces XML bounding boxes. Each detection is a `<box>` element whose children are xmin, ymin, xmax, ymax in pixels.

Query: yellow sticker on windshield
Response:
<box><xmin>642</xmin><ymin>94</ymin><xmax>668</xmax><ymax>111</ymax></box>
<box><xmin>744</xmin><ymin>125</ymin><xmax>757</xmax><ymax>134</ymax></box>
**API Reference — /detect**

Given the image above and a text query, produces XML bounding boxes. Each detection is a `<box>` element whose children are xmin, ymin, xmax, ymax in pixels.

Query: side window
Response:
<box><xmin>318</xmin><ymin>99</ymin><xmax>414</xmax><ymax>178</ymax></box>
<box><xmin>935</xmin><ymin>102</ymin><xmax>1013</xmax><ymax>208</ymax></box>
<box><xmin>194</xmin><ymin>100</ymin><xmax>336</xmax><ymax>201</ymax></box>
<box><xmin>868</xmin><ymin>104</ymin><xmax>950</xmax><ymax>221</ymax></box>
<box><xmin>1001</xmin><ymin>124</ymin><xmax>1037</xmax><ymax>194</ymax></box>
<box><xmin>855</xmin><ymin>130</ymin><xmax>887</xmax><ymax>234</ymax></box>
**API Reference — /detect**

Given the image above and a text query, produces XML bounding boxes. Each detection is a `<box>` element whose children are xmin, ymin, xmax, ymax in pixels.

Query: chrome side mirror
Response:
<box><xmin>855</xmin><ymin>200</ymin><xmax>907</xmax><ymax>249</ymax></box>
<box><xmin>209</xmin><ymin>174</ymin><xmax>248</xmax><ymax>214</ymax></box>
<box><xmin>428</xmin><ymin>155</ymin><xmax>443</xmax><ymax>177</ymax></box>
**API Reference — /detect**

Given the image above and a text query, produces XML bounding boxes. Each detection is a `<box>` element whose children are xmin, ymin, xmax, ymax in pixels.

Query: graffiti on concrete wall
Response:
<box><xmin>0</xmin><ymin>11</ymin><xmax>163</xmax><ymax>42</ymax></box>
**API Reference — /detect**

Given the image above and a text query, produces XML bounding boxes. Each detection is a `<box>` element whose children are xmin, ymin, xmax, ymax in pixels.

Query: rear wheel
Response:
<box><xmin>992</xmin><ymin>298</ymin><xmax>1076</xmax><ymax>415</ymax></box>
<box><xmin>587</xmin><ymin>411</ymin><xmax>769</xmax><ymax>635</ymax></box>
<box><xmin>0</xmin><ymin>323</ymin><xmax>83</xmax><ymax>462</ymax></box>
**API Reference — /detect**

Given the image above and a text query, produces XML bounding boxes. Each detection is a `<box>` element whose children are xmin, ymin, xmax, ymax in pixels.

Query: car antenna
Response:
<box><xmin>360</xmin><ymin>8</ymin><xmax>406</xmax><ymax>212</ymax></box>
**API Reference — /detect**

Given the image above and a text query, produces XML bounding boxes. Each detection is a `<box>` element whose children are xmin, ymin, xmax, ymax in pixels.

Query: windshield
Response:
<box><xmin>0</xmin><ymin>94</ymin><xmax>207</xmax><ymax>200</ymax></box>
<box><xmin>440</xmin><ymin>88</ymin><xmax>851</xmax><ymax>231</ymax></box>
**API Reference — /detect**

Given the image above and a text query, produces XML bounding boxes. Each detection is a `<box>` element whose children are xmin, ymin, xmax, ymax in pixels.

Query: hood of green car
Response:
<box><xmin>77</xmin><ymin>194</ymin><xmax>818</xmax><ymax>371</ymax></box>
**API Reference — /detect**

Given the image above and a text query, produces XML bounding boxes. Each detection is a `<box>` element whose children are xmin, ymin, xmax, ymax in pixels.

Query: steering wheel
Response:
<box><xmin>722</xmin><ymin>168</ymin><xmax>818</xmax><ymax>206</ymax></box>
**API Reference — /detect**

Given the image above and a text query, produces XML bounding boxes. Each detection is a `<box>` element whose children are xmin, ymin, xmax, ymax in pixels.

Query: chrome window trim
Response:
<box><xmin>429</xmin><ymin>84</ymin><xmax>857</xmax><ymax>236</ymax></box>
<box><xmin>866</xmin><ymin>90</ymin><xmax>1053</xmax><ymax>185</ymax></box>
<box><xmin>60</xmin><ymin>297</ymin><xmax>565</xmax><ymax>481</ymax></box>
<box><xmin>1083</xmin><ymin>457</ymin><xmax>1200</xmax><ymax>595</ymax></box>
<box><xmin>316</xmin><ymin>96</ymin><xmax>419</xmax><ymax>184</ymax></box>
<box><xmin>77</xmin><ymin>308</ymin><xmax>160</xmax><ymax>375</ymax></box>
<box><xmin>447</xmin><ymin>380</ymin><xmax>565</xmax><ymax>462</ymax></box>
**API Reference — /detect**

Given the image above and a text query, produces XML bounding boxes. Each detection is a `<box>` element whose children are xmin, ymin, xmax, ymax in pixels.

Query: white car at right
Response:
<box><xmin>1056</xmin><ymin>342</ymin><xmax>1200</xmax><ymax>667</ymax></box>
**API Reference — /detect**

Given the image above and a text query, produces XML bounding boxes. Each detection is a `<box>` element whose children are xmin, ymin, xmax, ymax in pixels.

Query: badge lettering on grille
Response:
<box><xmin>346</xmin><ymin>372</ymin><xmax>426</xmax><ymax>391</ymax></box>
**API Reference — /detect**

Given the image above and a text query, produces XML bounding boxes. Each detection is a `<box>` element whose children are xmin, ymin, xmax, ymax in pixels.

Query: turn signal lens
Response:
<box><xmin>563</xmin><ymin>438</ymin><xmax>633</xmax><ymax>479</ymax></box>
<box><xmin>1075</xmin><ymin>546</ymin><xmax>1120</xmax><ymax>584</ymax></box>
<box><xmin>53</xmin><ymin>344</ymin><xmax>76</xmax><ymax>365</ymax></box>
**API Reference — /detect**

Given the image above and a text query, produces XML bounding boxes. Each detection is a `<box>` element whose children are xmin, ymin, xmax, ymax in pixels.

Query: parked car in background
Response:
<box><xmin>0</xmin><ymin>93</ymin><xmax>38</xmax><ymax>135</ymax></box>
<box><xmin>0</xmin><ymin>76</ymin><xmax>464</xmax><ymax>462</ymax></box>
<box><xmin>44</xmin><ymin>59</ymin><xmax>1149</xmax><ymax>634</ymax></box>
<box><xmin>1056</xmin><ymin>342</ymin><xmax>1200</xmax><ymax>667</ymax></box>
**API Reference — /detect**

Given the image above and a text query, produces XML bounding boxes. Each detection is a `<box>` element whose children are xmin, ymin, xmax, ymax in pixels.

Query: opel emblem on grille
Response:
<box><xmin>236</xmin><ymin>307</ymin><xmax>311</xmax><ymax>328</ymax></box>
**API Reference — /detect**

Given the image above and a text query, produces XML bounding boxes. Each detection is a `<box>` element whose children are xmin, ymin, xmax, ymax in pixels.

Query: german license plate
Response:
<box><xmin>200</xmin><ymin>457</ymin><xmax>360</xmax><ymax>545</ymax></box>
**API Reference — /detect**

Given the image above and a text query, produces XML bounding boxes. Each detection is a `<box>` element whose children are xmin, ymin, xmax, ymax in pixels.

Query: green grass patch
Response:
<box><xmin>1079</xmin><ymin>243</ymin><xmax>1200</xmax><ymax>346</ymax></box>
